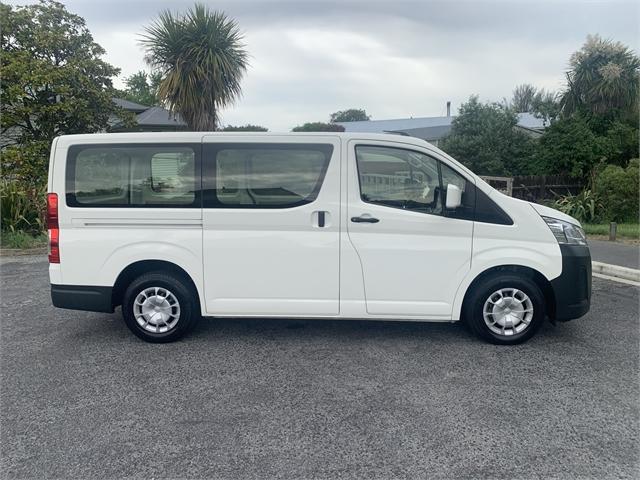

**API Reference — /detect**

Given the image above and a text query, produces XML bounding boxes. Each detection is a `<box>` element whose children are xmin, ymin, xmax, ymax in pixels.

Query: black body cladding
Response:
<box><xmin>550</xmin><ymin>244</ymin><xmax>592</xmax><ymax>321</ymax></box>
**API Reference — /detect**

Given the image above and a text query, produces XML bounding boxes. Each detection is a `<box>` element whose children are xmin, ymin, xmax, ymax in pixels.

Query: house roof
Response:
<box><xmin>337</xmin><ymin>112</ymin><xmax>546</xmax><ymax>140</ymax></box>
<box><xmin>135</xmin><ymin>106</ymin><xmax>186</xmax><ymax>127</ymax></box>
<box><xmin>337</xmin><ymin>116</ymin><xmax>454</xmax><ymax>134</ymax></box>
<box><xmin>515</xmin><ymin>112</ymin><xmax>546</xmax><ymax>130</ymax></box>
<box><xmin>112</xmin><ymin>97</ymin><xmax>149</xmax><ymax>113</ymax></box>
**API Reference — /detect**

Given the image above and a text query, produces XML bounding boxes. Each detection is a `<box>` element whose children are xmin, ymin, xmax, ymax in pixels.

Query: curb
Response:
<box><xmin>592</xmin><ymin>261</ymin><xmax>640</xmax><ymax>283</ymax></box>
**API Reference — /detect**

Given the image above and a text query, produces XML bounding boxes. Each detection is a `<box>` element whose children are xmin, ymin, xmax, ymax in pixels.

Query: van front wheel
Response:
<box><xmin>122</xmin><ymin>272</ymin><xmax>199</xmax><ymax>343</ymax></box>
<box><xmin>464</xmin><ymin>274</ymin><xmax>545</xmax><ymax>345</ymax></box>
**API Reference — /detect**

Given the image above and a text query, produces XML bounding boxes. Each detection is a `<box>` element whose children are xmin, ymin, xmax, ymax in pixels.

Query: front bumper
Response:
<box><xmin>550</xmin><ymin>244</ymin><xmax>591</xmax><ymax>321</ymax></box>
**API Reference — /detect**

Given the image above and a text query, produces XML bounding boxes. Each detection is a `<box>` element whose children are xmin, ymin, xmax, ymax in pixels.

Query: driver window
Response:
<box><xmin>356</xmin><ymin>145</ymin><xmax>442</xmax><ymax>215</ymax></box>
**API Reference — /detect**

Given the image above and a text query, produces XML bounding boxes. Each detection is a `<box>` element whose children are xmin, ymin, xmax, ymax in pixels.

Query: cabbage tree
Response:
<box><xmin>140</xmin><ymin>4</ymin><xmax>248</xmax><ymax>130</ymax></box>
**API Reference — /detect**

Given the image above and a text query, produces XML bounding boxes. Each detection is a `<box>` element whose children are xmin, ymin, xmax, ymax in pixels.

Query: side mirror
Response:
<box><xmin>445</xmin><ymin>184</ymin><xmax>462</xmax><ymax>209</ymax></box>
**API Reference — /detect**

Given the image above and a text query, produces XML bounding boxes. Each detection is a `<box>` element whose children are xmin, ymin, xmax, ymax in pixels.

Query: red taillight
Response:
<box><xmin>47</xmin><ymin>193</ymin><xmax>60</xmax><ymax>263</ymax></box>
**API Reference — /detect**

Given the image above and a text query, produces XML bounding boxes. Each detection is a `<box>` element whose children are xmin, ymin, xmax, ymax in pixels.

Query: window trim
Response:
<box><xmin>202</xmin><ymin>143</ymin><xmax>334</xmax><ymax>209</ymax></box>
<box><xmin>354</xmin><ymin>143</ymin><xmax>513</xmax><ymax>225</ymax></box>
<box><xmin>65</xmin><ymin>143</ymin><xmax>202</xmax><ymax>209</ymax></box>
<box><xmin>354</xmin><ymin>144</ymin><xmax>448</xmax><ymax>217</ymax></box>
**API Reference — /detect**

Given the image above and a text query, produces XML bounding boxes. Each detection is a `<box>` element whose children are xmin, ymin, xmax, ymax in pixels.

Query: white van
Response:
<box><xmin>47</xmin><ymin>132</ymin><xmax>591</xmax><ymax>344</ymax></box>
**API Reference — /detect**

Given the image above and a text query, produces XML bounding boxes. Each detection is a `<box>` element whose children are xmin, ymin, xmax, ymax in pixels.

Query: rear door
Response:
<box><xmin>346</xmin><ymin>140</ymin><xmax>474</xmax><ymax>318</ymax></box>
<box><xmin>201</xmin><ymin>135</ymin><xmax>341</xmax><ymax>316</ymax></box>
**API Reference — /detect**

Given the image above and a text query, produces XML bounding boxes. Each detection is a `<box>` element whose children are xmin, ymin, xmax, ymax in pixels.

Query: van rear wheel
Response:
<box><xmin>464</xmin><ymin>274</ymin><xmax>545</xmax><ymax>345</ymax></box>
<box><xmin>122</xmin><ymin>272</ymin><xmax>199</xmax><ymax>343</ymax></box>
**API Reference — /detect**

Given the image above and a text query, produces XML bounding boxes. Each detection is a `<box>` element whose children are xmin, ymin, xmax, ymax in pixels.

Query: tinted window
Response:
<box><xmin>356</xmin><ymin>145</ymin><xmax>442</xmax><ymax>215</ymax></box>
<box><xmin>67</xmin><ymin>145</ymin><xmax>198</xmax><ymax>207</ymax></box>
<box><xmin>73</xmin><ymin>149</ymin><xmax>128</xmax><ymax>205</ymax></box>
<box><xmin>206</xmin><ymin>144</ymin><xmax>332</xmax><ymax>208</ymax></box>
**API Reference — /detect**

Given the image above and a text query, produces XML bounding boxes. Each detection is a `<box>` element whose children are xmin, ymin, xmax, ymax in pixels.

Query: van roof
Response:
<box><xmin>54</xmin><ymin>131</ymin><xmax>435</xmax><ymax>149</ymax></box>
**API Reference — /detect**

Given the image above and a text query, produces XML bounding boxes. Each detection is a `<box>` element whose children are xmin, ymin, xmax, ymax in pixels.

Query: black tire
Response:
<box><xmin>122</xmin><ymin>271</ymin><xmax>199</xmax><ymax>343</ymax></box>
<box><xmin>463</xmin><ymin>273</ymin><xmax>545</xmax><ymax>345</ymax></box>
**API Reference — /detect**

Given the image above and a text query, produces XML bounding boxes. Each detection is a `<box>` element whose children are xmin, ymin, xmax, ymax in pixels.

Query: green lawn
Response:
<box><xmin>0</xmin><ymin>230</ymin><xmax>48</xmax><ymax>249</ymax></box>
<box><xmin>583</xmin><ymin>223</ymin><xmax>639</xmax><ymax>240</ymax></box>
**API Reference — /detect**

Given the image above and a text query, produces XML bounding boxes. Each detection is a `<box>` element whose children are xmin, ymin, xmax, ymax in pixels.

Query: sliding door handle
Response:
<box><xmin>351</xmin><ymin>215</ymin><xmax>379</xmax><ymax>223</ymax></box>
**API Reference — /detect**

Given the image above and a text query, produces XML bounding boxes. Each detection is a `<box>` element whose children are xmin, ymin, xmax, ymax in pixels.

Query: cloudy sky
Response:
<box><xmin>11</xmin><ymin>0</ymin><xmax>640</xmax><ymax>130</ymax></box>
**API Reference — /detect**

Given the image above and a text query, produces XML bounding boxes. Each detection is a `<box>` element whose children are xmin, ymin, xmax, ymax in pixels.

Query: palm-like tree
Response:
<box><xmin>562</xmin><ymin>35</ymin><xmax>640</xmax><ymax>118</ymax></box>
<box><xmin>140</xmin><ymin>4</ymin><xmax>248</xmax><ymax>131</ymax></box>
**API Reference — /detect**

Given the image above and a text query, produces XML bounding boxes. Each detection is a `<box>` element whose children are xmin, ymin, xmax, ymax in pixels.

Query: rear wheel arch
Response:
<box><xmin>112</xmin><ymin>260</ymin><xmax>201</xmax><ymax>313</ymax></box>
<box><xmin>461</xmin><ymin>265</ymin><xmax>556</xmax><ymax>321</ymax></box>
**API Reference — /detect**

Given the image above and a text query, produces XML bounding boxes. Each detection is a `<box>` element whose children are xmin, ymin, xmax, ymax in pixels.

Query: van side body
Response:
<box><xmin>48</xmin><ymin>132</ymin><xmax>591</xmax><ymax>344</ymax></box>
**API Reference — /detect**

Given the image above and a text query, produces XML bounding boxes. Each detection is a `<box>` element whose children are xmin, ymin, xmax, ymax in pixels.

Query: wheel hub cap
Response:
<box><xmin>483</xmin><ymin>288</ymin><xmax>533</xmax><ymax>336</ymax></box>
<box><xmin>133</xmin><ymin>287</ymin><xmax>181</xmax><ymax>333</ymax></box>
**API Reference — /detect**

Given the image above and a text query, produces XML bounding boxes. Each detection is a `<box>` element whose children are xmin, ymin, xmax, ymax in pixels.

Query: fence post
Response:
<box><xmin>609</xmin><ymin>222</ymin><xmax>617</xmax><ymax>241</ymax></box>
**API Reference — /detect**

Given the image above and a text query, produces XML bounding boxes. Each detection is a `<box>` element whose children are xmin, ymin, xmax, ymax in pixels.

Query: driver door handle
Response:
<box><xmin>351</xmin><ymin>216</ymin><xmax>379</xmax><ymax>223</ymax></box>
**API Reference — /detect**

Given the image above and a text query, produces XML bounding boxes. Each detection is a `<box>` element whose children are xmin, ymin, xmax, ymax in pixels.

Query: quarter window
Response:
<box><xmin>67</xmin><ymin>145</ymin><xmax>198</xmax><ymax>207</ymax></box>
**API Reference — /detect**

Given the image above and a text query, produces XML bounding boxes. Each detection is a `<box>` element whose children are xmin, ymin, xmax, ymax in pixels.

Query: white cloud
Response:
<box><xmin>9</xmin><ymin>0</ymin><xmax>638</xmax><ymax>130</ymax></box>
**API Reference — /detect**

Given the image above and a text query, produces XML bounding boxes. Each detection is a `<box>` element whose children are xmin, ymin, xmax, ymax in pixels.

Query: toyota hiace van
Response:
<box><xmin>48</xmin><ymin>132</ymin><xmax>591</xmax><ymax>344</ymax></box>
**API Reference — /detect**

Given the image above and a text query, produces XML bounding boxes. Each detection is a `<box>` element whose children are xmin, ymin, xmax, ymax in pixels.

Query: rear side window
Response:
<box><xmin>66</xmin><ymin>145</ymin><xmax>199</xmax><ymax>207</ymax></box>
<box><xmin>204</xmin><ymin>143</ymin><xmax>333</xmax><ymax>208</ymax></box>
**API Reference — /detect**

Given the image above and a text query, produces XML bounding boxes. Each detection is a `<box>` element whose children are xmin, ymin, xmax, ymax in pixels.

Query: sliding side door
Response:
<box><xmin>202</xmin><ymin>135</ymin><xmax>341</xmax><ymax>316</ymax></box>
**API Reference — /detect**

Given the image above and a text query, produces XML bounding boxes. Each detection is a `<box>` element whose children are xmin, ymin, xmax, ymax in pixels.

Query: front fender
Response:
<box><xmin>451</xmin><ymin>242</ymin><xmax>561</xmax><ymax>320</ymax></box>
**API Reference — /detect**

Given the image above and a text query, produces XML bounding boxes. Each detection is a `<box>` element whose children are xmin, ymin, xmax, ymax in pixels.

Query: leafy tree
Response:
<box><xmin>1</xmin><ymin>0</ymin><xmax>129</xmax><ymax>183</ymax></box>
<box><xmin>140</xmin><ymin>4</ymin><xmax>248</xmax><ymax>130</ymax></box>
<box><xmin>292</xmin><ymin>122</ymin><xmax>345</xmax><ymax>132</ymax></box>
<box><xmin>121</xmin><ymin>70</ymin><xmax>163</xmax><ymax>106</ymax></box>
<box><xmin>533</xmin><ymin>115</ymin><xmax>605</xmax><ymax>179</ymax></box>
<box><xmin>593</xmin><ymin>159</ymin><xmax>639</xmax><ymax>222</ymax></box>
<box><xmin>439</xmin><ymin>96</ymin><xmax>536</xmax><ymax>175</ymax></box>
<box><xmin>330</xmin><ymin>108</ymin><xmax>370</xmax><ymax>122</ymax></box>
<box><xmin>534</xmin><ymin>113</ymin><xmax>638</xmax><ymax>180</ymax></box>
<box><xmin>511</xmin><ymin>84</ymin><xmax>537</xmax><ymax>112</ymax></box>
<box><xmin>531</xmin><ymin>90</ymin><xmax>561</xmax><ymax>126</ymax></box>
<box><xmin>221</xmin><ymin>124</ymin><xmax>268</xmax><ymax>132</ymax></box>
<box><xmin>599</xmin><ymin>121</ymin><xmax>639</xmax><ymax>167</ymax></box>
<box><xmin>511</xmin><ymin>84</ymin><xmax>560</xmax><ymax>125</ymax></box>
<box><xmin>562</xmin><ymin>34</ymin><xmax>640</xmax><ymax>119</ymax></box>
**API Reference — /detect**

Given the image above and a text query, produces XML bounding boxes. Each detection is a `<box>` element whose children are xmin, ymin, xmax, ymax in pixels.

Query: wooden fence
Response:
<box><xmin>480</xmin><ymin>175</ymin><xmax>584</xmax><ymax>202</ymax></box>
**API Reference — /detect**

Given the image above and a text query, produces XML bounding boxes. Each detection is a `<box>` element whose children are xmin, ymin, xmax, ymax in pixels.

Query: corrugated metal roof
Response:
<box><xmin>112</xmin><ymin>97</ymin><xmax>150</xmax><ymax>112</ymax></box>
<box><xmin>136</xmin><ymin>107</ymin><xmax>187</xmax><ymax>127</ymax></box>
<box><xmin>337</xmin><ymin>112</ymin><xmax>546</xmax><ymax>140</ymax></box>
<box><xmin>515</xmin><ymin>112</ymin><xmax>546</xmax><ymax>130</ymax></box>
<box><xmin>337</xmin><ymin>116</ymin><xmax>454</xmax><ymax>133</ymax></box>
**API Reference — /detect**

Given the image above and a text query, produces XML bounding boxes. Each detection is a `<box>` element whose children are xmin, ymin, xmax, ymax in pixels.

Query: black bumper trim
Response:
<box><xmin>550</xmin><ymin>244</ymin><xmax>592</xmax><ymax>321</ymax></box>
<box><xmin>51</xmin><ymin>284</ymin><xmax>114</xmax><ymax>313</ymax></box>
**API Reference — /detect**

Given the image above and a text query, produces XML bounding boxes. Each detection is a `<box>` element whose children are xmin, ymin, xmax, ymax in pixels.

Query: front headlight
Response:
<box><xmin>543</xmin><ymin>216</ymin><xmax>587</xmax><ymax>245</ymax></box>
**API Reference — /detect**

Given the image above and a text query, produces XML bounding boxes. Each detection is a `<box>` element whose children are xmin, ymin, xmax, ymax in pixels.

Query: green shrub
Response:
<box><xmin>553</xmin><ymin>189</ymin><xmax>600</xmax><ymax>223</ymax></box>
<box><xmin>0</xmin><ymin>230</ymin><xmax>48</xmax><ymax>249</ymax></box>
<box><xmin>593</xmin><ymin>159</ymin><xmax>639</xmax><ymax>222</ymax></box>
<box><xmin>0</xmin><ymin>179</ymin><xmax>46</xmax><ymax>234</ymax></box>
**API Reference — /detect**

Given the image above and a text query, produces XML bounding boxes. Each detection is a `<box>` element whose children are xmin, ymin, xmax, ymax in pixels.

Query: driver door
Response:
<box><xmin>346</xmin><ymin>140</ymin><xmax>473</xmax><ymax>318</ymax></box>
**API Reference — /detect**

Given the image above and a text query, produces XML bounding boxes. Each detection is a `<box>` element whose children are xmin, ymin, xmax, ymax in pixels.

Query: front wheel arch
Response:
<box><xmin>460</xmin><ymin>265</ymin><xmax>556</xmax><ymax>322</ymax></box>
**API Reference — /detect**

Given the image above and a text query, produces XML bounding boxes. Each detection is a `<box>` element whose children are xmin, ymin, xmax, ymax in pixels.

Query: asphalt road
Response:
<box><xmin>589</xmin><ymin>239</ymin><xmax>639</xmax><ymax>270</ymax></box>
<box><xmin>1</xmin><ymin>256</ymin><xmax>638</xmax><ymax>479</ymax></box>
